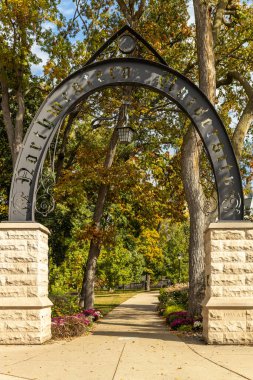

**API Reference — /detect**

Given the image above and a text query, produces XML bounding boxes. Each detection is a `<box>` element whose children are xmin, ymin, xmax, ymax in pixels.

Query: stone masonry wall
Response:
<box><xmin>203</xmin><ymin>222</ymin><xmax>253</xmax><ymax>344</ymax></box>
<box><xmin>0</xmin><ymin>223</ymin><xmax>52</xmax><ymax>344</ymax></box>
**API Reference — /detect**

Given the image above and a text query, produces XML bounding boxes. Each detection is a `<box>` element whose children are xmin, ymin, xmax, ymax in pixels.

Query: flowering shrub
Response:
<box><xmin>170</xmin><ymin>317</ymin><xmax>193</xmax><ymax>330</ymax></box>
<box><xmin>51</xmin><ymin>315</ymin><xmax>91</xmax><ymax>339</ymax></box>
<box><xmin>83</xmin><ymin>309</ymin><xmax>103</xmax><ymax>321</ymax></box>
<box><xmin>51</xmin><ymin>309</ymin><xmax>103</xmax><ymax>339</ymax></box>
<box><xmin>166</xmin><ymin>311</ymin><xmax>188</xmax><ymax>325</ymax></box>
<box><xmin>165</xmin><ymin>311</ymin><xmax>202</xmax><ymax>332</ymax></box>
<box><xmin>193</xmin><ymin>320</ymin><xmax>203</xmax><ymax>331</ymax></box>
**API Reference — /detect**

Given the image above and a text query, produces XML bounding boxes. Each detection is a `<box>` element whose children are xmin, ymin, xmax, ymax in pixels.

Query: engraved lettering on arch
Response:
<box><xmin>218</xmin><ymin>164</ymin><xmax>233</xmax><ymax>173</ymax></box>
<box><xmin>185</xmin><ymin>96</ymin><xmax>197</xmax><ymax>108</ymax></box>
<box><xmin>83</xmin><ymin>74</ymin><xmax>93</xmax><ymax>87</ymax></box>
<box><xmin>177</xmin><ymin>87</ymin><xmax>189</xmax><ymax>100</ymax></box>
<box><xmin>16</xmin><ymin>168</ymin><xmax>35</xmax><ymax>184</ymax></box>
<box><xmin>13</xmin><ymin>192</ymin><xmax>30</xmax><ymax>213</ymax></box>
<box><xmin>212</xmin><ymin>142</ymin><xmax>223</xmax><ymax>153</ymax></box>
<box><xmin>72</xmin><ymin>82</ymin><xmax>83</xmax><ymax>94</ymax></box>
<box><xmin>47</xmin><ymin>101</ymin><xmax>63</xmax><ymax>117</ymax></box>
<box><xmin>30</xmin><ymin>142</ymin><xmax>42</xmax><ymax>151</ymax></box>
<box><xmin>26</xmin><ymin>155</ymin><xmax>38</xmax><ymax>164</ymax></box>
<box><xmin>217</xmin><ymin>154</ymin><xmax>227</xmax><ymax>162</ymax></box>
<box><xmin>109</xmin><ymin>66</ymin><xmax>122</xmax><ymax>80</ymax></box>
<box><xmin>62</xmin><ymin>91</ymin><xmax>71</xmax><ymax>103</ymax></box>
<box><xmin>159</xmin><ymin>73</ymin><xmax>176</xmax><ymax>90</ymax></box>
<box><xmin>223</xmin><ymin>176</ymin><xmax>234</xmax><ymax>186</ymax></box>
<box><xmin>37</xmin><ymin>118</ymin><xmax>55</xmax><ymax>130</ymax></box>
<box><xmin>96</xmin><ymin>70</ymin><xmax>105</xmax><ymax>83</ymax></box>
<box><xmin>109</xmin><ymin>67</ymin><xmax>116</xmax><ymax>80</ymax></box>
<box><xmin>222</xmin><ymin>191</ymin><xmax>241</xmax><ymax>212</ymax></box>
<box><xmin>122</xmin><ymin>66</ymin><xmax>131</xmax><ymax>79</ymax></box>
<box><xmin>200</xmin><ymin>118</ymin><xmax>213</xmax><ymax>128</ymax></box>
<box><xmin>34</xmin><ymin>131</ymin><xmax>47</xmax><ymax>140</ymax></box>
<box><xmin>206</xmin><ymin>129</ymin><xmax>219</xmax><ymax>139</ymax></box>
<box><xmin>194</xmin><ymin>107</ymin><xmax>209</xmax><ymax>117</ymax></box>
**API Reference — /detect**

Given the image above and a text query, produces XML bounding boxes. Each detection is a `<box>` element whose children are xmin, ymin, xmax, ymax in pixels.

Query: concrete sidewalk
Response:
<box><xmin>0</xmin><ymin>292</ymin><xmax>252</xmax><ymax>380</ymax></box>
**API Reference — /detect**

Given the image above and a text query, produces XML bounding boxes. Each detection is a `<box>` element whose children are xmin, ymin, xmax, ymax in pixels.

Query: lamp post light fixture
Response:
<box><xmin>91</xmin><ymin>101</ymin><xmax>135</xmax><ymax>144</ymax></box>
<box><xmin>117</xmin><ymin>101</ymin><xmax>134</xmax><ymax>144</ymax></box>
<box><xmin>117</xmin><ymin>126</ymin><xmax>134</xmax><ymax>144</ymax></box>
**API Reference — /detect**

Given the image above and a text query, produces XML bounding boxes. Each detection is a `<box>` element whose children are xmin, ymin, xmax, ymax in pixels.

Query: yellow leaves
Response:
<box><xmin>137</xmin><ymin>228</ymin><xmax>164</xmax><ymax>265</ymax></box>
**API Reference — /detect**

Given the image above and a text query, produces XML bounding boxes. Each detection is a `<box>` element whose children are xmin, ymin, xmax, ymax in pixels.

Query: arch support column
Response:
<box><xmin>203</xmin><ymin>222</ymin><xmax>253</xmax><ymax>344</ymax></box>
<box><xmin>0</xmin><ymin>223</ymin><xmax>52</xmax><ymax>344</ymax></box>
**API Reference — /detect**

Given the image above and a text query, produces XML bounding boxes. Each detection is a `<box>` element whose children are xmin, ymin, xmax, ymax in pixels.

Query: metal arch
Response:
<box><xmin>8</xmin><ymin>58</ymin><xmax>244</xmax><ymax>221</ymax></box>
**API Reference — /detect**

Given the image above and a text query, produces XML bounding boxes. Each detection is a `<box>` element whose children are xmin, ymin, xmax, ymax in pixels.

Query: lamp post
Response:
<box><xmin>178</xmin><ymin>253</ymin><xmax>182</xmax><ymax>283</ymax></box>
<box><xmin>244</xmin><ymin>188</ymin><xmax>253</xmax><ymax>218</ymax></box>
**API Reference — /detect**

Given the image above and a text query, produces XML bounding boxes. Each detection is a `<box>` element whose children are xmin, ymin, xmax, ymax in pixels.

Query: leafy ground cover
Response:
<box><xmin>157</xmin><ymin>284</ymin><xmax>203</xmax><ymax>335</ymax></box>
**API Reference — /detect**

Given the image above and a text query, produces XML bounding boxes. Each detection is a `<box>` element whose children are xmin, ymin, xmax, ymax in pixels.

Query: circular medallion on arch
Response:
<box><xmin>118</xmin><ymin>34</ymin><xmax>136</xmax><ymax>54</ymax></box>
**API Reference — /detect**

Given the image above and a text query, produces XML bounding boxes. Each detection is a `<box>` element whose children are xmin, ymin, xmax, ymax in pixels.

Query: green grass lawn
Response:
<box><xmin>94</xmin><ymin>290</ymin><xmax>142</xmax><ymax>316</ymax></box>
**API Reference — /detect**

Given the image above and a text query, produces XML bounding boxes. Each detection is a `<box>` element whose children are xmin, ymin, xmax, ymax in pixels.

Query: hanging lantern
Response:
<box><xmin>117</xmin><ymin>126</ymin><xmax>134</xmax><ymax>144</ymax></box>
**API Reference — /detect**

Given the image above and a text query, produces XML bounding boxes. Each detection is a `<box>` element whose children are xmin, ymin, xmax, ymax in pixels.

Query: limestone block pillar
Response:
<box><xmin>203</xmin><ymin>222</ymin><xmax>253</xmax><ymax>344</ymax></box>
<box><xmin>0</xmin><ymin>223</ymin><xmax>52</xmax><ymax>344</ymax></box>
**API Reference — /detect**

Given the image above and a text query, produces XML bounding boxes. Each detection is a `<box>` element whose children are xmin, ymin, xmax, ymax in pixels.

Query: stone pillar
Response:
<box><xmin>203</xmin><ymin>222</ymin><xmax>253</xmax><ymax>344</ymax></box>
<box><xmin>0</xmin><ymin>223</ymin><xmax>52</xmax><ymax>344</ymax></box>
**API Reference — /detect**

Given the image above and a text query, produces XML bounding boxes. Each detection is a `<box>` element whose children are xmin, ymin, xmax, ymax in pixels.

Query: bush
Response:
<box><xmin>166</xmin><ymin>311</ymin><xmax>188</xmax><ymax>325</ymax></box>
<box><xmin>50</xmin><ymin>294</ymin><xmax>81</xmax><ymax>317</ymax></box>
<box><xmin>158</xmin><ymin>288</ymin><xmax>177</xmax><ymax>309</ymax></box>
<box><xmin>170</xmin><ymin>317</ymin><xmax>193</xmax><ymax>330</ymax></box>
<box><xmin>170</xmin><ymin>289</ymin><xmax>188</xmax><ymax>308</ymax></box>
<box><xmin>51</xmin><ymin>309</ymin><xmax>103</xmax><ymax>339</ymax></box>
<box><xmin>158</xmin><ymin>285</ymin><xmax>203</xmax><ymax>333</ymax></box>
<box><xmin>165</xmin><ymin>310</ymin><xmax>203</xmax><ymax>332</ymax></box>
<box><xmin>178</xmin><ymin>324</ymin><xmax>193</xmax><ymax>332</ymax></box>
<box><xmin>163</xmin><ymin>304</ymin><xmax>184</xmax><ymax>317</ymax></box>
<box><xmin>51</xmin><ymin>314</ymin><xmax>91</xmax><ymax>339</ymax></box>
<box><xmin>158</xmin><ymin>285</ymin><xmax>189</xmax><ymax>312</ymax></box>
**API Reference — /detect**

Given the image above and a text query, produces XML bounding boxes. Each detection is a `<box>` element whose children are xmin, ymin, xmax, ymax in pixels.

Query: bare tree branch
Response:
<box><xmin>232</xmin><ymin>100</ymin><xmax>253</xmax><ymax>160</ymax></box>
<box><xmin>117</xmin><ymin>0</ymin><xmax>132</xmax><ymax>24</ymax></box>
<box><xmin>134</xmin><ymin>0</ymin><xmax>146</xmax><ymax>21</ymax></box>
<box><xmin>230</xmin><ymin>71</ymin><xmax>253</xmax><ymax>98</ymax></box>
<box><xmin>13</xmin><ymin>85</ymin><xmax>25</xmax><ymax>165</ymax></box>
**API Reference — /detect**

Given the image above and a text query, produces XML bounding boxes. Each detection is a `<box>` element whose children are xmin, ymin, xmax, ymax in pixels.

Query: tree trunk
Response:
<box><xmin>0</xmin><ymin>72</ymin><xmax>15</xmax><ymax>164</ymax></box>
<box><xmin>0</xmin><ymin>72</ymin><xmax>25</xmax><ymax>167</ymax></box>
<box><xmin>193</xmin><ymin>0</ymin><xmax>216</xmax><ymax>103</ymax></box>
<box><xmin>145</xmin><ymin>273</ymin><xmax>150</xmax><ymax>291</ymax></box>
<box><xmin>180</xmin><ymin>0</ymin><xmax>216</xmax><ymax>315</ymax></box>
<box><xmin>79</xmin><ymin>105</ymin><xmax>128</xmax><ymax>309</ymax></box>
<box><xmin>182</xmin><ymin>127</ymin><xmax>206</xmax><ymax>315</ymax></box>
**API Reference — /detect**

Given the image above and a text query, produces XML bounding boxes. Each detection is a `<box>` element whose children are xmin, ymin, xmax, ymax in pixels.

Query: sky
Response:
<box><xmin>31</xmin><ymin>0</ymin><xmax>195</xmax><ymax>76</ymax></box>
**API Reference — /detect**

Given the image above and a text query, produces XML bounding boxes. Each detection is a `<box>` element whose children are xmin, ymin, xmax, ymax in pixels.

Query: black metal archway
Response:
<box><xmin>8</xmin><ymin>29</ymin><xmax>244</xmax><ymax>222</ymax></box>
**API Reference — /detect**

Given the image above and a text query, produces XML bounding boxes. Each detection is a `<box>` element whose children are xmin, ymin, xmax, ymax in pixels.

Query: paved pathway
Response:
<box><xmin>0</xmin><ymin>292</ymin><xmax>252</xmax><ymax>380</ymax></box>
